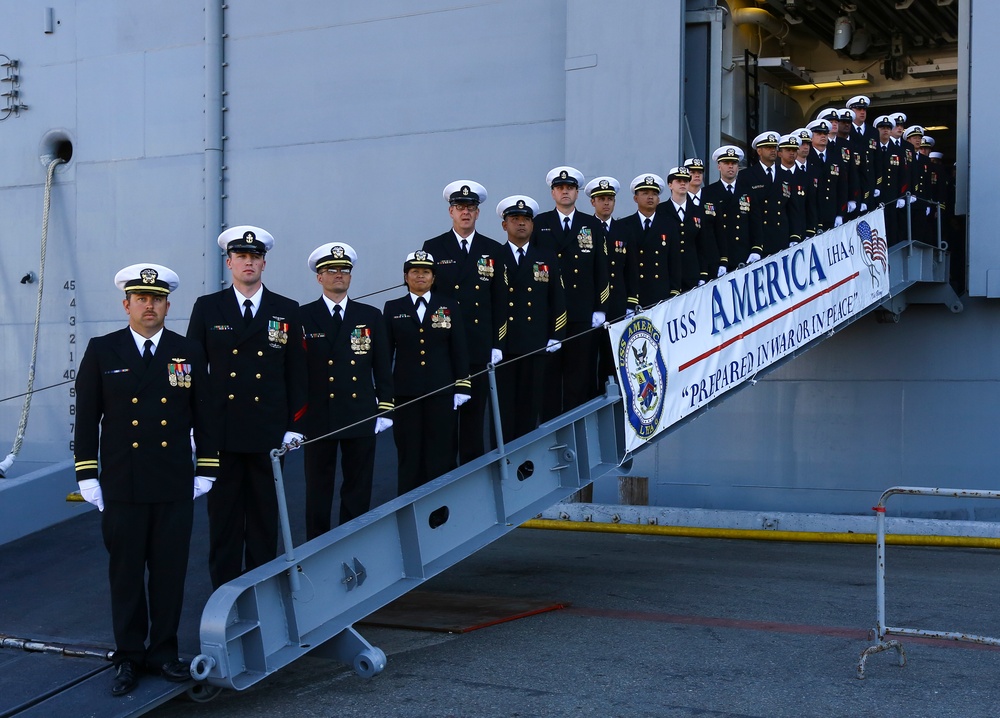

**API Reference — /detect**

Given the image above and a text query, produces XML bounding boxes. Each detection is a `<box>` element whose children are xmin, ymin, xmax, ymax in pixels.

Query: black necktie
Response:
<box><xmin>415</xmin><ymin>296</ymin><xmax>427</xmax><ymax>322</ymax></box>
<box><xmin>516</xmin><ymin>247</ymin><xmax>525</xmax><ymax>265</ymax></box>
<box><xmin>461</xmin><ymin>239</ymin><xmax>469</xmax><ymax>255</ymax></box>
<box><xmin>243</xmin><ymin>298</ymin><xmax>253</xmax><ymax>326</ymax></box>
<box><xmin>605</xmin><ymin>222</ymin><xmax>611</xmax><ymax>233</ymax></box>
<box><xmin>643</xmin><ymin>217</ymin><xmax>651</xmax><ymax>231</ymax></box>
<box><xmin>142</xmin><ymin>339</ymin><xmax>153</xmax><ymax>367</ymax></box>
<box><xmin>676</xmin><ymin>206</ymin><xmax>684</xmax><ymax>221</ymax></box>
<box><xmin>563</xmin><ymin>216</ymin><xmax>571</xmax><ymax>233</ymax></box>
<box><xmin>819</xmin><ymin>152</ymin><xmax>825</xmax><ymax>163</ymax></box>
<box><xmin>727</xmin><ymin>184</ymin><xmax>734</xmax><ymax>194</ymax></box>
<box><xmin>331</xmin><ymin>303</ymin><xmax>343</xmax><ymax>333</ymax></box>
<box><xmin>766</xmin><ymin>166</ymin><xmax>773</xmax><ymax>181</ymax></box>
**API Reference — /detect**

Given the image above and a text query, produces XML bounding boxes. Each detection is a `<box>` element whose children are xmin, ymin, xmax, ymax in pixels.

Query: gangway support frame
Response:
<box><xmin>856</xmin><ymin>486</ymin><xmax>1000</xmax><ymax>679</ymax></box>
<box><xmin>193</xmin><ymin>383</ymin><xmax>626</xmax><ymax>690</ymax></box>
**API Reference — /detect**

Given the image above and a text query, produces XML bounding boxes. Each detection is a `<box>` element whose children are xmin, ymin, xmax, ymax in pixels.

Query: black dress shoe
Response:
<box><xmin>112</xmin><ymin>659</ymin><xmax>139</xmax><ymax>696</ymax></box>
<box><xmin>158</xmin><ymin>658</ymin><xmax>191</xmax><ymax>682</ymax></box>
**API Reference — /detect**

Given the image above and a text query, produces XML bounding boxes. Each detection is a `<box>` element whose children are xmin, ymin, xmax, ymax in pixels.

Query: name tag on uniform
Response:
<box><xmin>304</xmin><ymin>332</ymin><xmax>326</xmax><ymax>339</ymax></box>
<box><xmin>210</xmin><ymin>325</ymin><xmax>233</xmax><ymax>331</ymax></box>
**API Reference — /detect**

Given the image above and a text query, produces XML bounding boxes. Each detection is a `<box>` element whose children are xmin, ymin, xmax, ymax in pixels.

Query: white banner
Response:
<box><xmin>609</xmin><ymin>210</ymin><xmax>890</xmax><ymax>452</ymax></box>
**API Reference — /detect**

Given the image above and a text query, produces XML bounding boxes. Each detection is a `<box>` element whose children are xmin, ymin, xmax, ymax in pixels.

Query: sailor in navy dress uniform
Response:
<box><xmin>422</xmin><ymin>180</ymin><xmax>507</xmax><ymax>465</ymax></box>
<box><xmin>618</xmin><ymin>173</ymin><xmax>681</xmax><ymax>306</ymax></box>
<box><xmin>871</xmin><ymin>114</ymin><xmax>910</xmax><ymax>245</ymax></box>
<box><xmin>494</xmin><ymin>195</ymin><xmax>567</xmax><ymax>443</ymax></box>
<box><xmin>702</xmin><ymin>145</ymin><xmax>752</xmax><ymax>270</ymax></box>
<box><xmin>777</xmin><ymin>134</ymin><xmax>816</xmax><ymax>240</ymax></box>
<box><xmin>384</xmin><ymin>250</ymin><xmax>471</xmax><ymax>496</ymax></box>
<box><xmin>905</xmin><ymin>125</ymin><xmax>934</xmax><ymax>244</ymax></box>
<box><xmin>301</xmin><ymin>243</ymin><xmax>393</xmax><ymax>538</ymax></box>
<box><xmin>586</xmin><ymin>175</ymin><xmax>634</xmax><ymax>387</ymax></box>
<box><xmin>662</xmin><ymin>165</ymin><xmax>722</xmax><ymax>289</ymax></box>
<box><xmin>847</xmin><ymin>95</ymin><xmax>880</xmax><ymax>214</ymax></box>
<box><xmin>585</xmin><ymin>176</ymin><xmax>634</xmax><ymax>321</ymax></box>
<box><xmin>531</xmin><ymin>166</ymin><xmax>609</xmax><ymax>416</ymax></box>
<box><xmin>186</xmin><ymin>226</ymin><xmax>307</xmax><ymax>589</ymax></box>
<box><xmin>75</xmin><ymin>264</ymin><xmax>219</xmax><ymax>696</ymax></box>
<box><xmin>805</xmin><ymin>119</ymin><xmax>849</xmax><ymax>233</ymax></box>
<box><xmin>744</xmin><ymin>131</ymin><xmax>802</xmax><ymax>257</ymax></box>
<box><xmin>684</xmin><ymin>157</ymin><xmax>706</xmax><ymax>210</ymax></box>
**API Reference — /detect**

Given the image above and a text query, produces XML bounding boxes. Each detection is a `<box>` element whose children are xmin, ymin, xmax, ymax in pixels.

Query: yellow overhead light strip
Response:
<box><xmin>789</xmin><ymin>71</ymin><xmax>871</xmax><ymax>92</ymax></box>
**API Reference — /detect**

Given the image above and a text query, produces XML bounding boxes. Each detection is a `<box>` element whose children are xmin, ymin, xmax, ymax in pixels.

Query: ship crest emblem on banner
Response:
<box><xmin>618</xmin><ymin>317</ymin><xmax>668</xmax><ymax>440</ymax></box>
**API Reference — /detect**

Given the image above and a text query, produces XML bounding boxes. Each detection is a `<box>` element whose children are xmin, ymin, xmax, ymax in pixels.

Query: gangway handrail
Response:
<box><xmin>856</xmin><ymin>486</ymin><xmax>1000</xmax><ymax>679</ymax></box>
<box><xmin>191</xmin><ymin>372</ymin><xmax>626</xmax><ymax>689</ymax></box>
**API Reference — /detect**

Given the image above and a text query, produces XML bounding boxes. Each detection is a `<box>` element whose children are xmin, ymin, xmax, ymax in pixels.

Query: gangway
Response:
<box><xmin>190</xmin><ymin>206</ymin><xmax>961</xmax><ymax>692</ymax></box>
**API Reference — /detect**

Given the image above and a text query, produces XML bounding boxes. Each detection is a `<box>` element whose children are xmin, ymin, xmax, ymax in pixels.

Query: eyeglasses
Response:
<box><xmin>319</xmin><ymin>267</ymin><xmax>351</xmax><ymax>275</ymax></box>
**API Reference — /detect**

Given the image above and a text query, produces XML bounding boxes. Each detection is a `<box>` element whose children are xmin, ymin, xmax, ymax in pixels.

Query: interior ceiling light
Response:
<box><xmin>788</xmin><ymin>71</ymin><xmax>871</xmax><ymax>92</ymax></box>
<box><xmin>923</xmin><ymin>125</ymin><xmax>949</xmax><ymax>131</ymax></box>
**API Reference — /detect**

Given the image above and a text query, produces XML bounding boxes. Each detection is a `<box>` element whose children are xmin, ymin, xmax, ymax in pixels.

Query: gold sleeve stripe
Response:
<box><xmin>455</xmin><ymin>379</ymin><xmax>472</xmax><ymax>389</ymax></box>
<box><xmin>197</xmin><ymin>458</ymin><xmax>220</xmax><ymax>467</ymax></box>
<box><xmin>75</xmin><ymin>460</ymin><xmax>99</xmax><ymax>470</ymax></box>
<box><xmin>378</xmin><ymin>402</ymin><xmax>395</xmax><ymax>411</ymax></box>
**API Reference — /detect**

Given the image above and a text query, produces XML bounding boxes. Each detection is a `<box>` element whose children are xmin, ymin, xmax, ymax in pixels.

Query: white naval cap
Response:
<box><xmin>308</xmin><ymin>242</ymin><xmax>357</xmax><ymax>273</ymax></box>
<box><xmin>891</xmin><ymin>112</ymin><xmax>907</xmax><ymax>126</ymax></box>
<box><xmin>443</xmin><ymin>180</ymin><xmax>487</xmax><ymax>206</ymax></box>
<box><xmin>847</xmin><ymin>95</ymin><xmax>871</xmax><ymax>109</ymax></box>
<box><xmin>794</xmin><ymin>127</ymin><xmax>813</xmax><ymax>143</ymax></box>
<box><xmin>403</xmin><ymin>249</ymin><xmax>435</xmax><ymax>272</ymax></box>
<box><xmin>218</xmin><ymin>225</ymin><xmax>274</xmax><ymax>255</ymax></box>
<box><xmin>666</xmin><ymin>167</ymin><xmax>691</xmax><ymax>183</ymax></box>
<box><xmin>546</xmin><ymin>166</ymin><xmax>584</xmax><ymax>188</ymax></box>
<box><xmin>683</xmin><ymin>158</ymin><xmax>706</xmax><ymax>171</ymax></box>
<box><xmin>630</xmin><ymin>173</ymin><xmax>666</xmax><ymax>193</ymax></box>
<box><xmin>752</xmin><ymin>131</ymin><xmax>780</xmax><ymax>149</ymax></box>
<box><xmin>928</xmin><ymin>151</ymin><xmax>943</xmax><ymax>159</ymax></box>
<box><xmin>817</xmin><ymin>107</ymin><xmax>840</xmax><ymax>121</ymax></box>
<box><xmin>874</xmin><ymin>114</ymin><xmax>893</xmax><ymax>128</ymax></box>
<box><xmin>839</xmin><ymin>108</ymin><xmax>856</xmax><ymax>122</ymax></box>
<box><xmin>778</xmin><ymin>134</ymin><xmax>801</xmax><ymax>149</ymax></box>
<box><xmin>584</xmin><ymin>176</ymin><xmax>620</xmax><ymax>197</ymax></box>
<box><xmin>115</xmin><ymin>263</ymin><xmax>179</xmax><ymax>295</ymax></box>
<box><xmin>806</xmin><ymin>119</ymin><xmax>831</xmax><ymax>134</ymax></box>
<box><xmin>496</xmin><ymin>195</ymin><xmax>540</xmax><ymax>219</ymax></box>
<box><xmin>904</xmin><ymin>125</ymin><xmax>925</xmax><ymax>139</ymax></box>
<box><xmin>712</xmin><ymin>145</ymin><xmax>745</xmax><ymax>163</ymax></box>
<box><xmin>921</xmin><ymin>135</ymin><xmax>936</xmax><ymax>148</ymax></box>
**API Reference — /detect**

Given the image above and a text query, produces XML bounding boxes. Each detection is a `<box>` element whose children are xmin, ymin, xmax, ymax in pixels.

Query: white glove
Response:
<box><xmin>747</xmin><ymin>252</ymin><xmax>762</xmax><ymax>263</ymax></box>
<box><xmin>717</xmin><ymin>266</ymin><xmax>726</xmax><ymax>278</ymax></box>
<box><xmin>193</xmin><ymin>476</ymin><xmax>215</xmax><ymax>499</ymax></box>
<box><xmin>788</xmin><ymin>241</ymin><xmax>799</xmax><ymax>247</ymax></box>
<box><xmin>375</xmin><ymin>417</ymin><xmax>393</xmax><ymax>434</ymax></box>
<box><xmin>453</xmin><ymin>393</ymin><xmax>471</xmax><ymax>410</ymax></box>
<box><xmin>860</xmin><ymin>203</ymin><xmax>868</xmax><ymax>212</ymax></box>
<box><xmin>591</xmin><ymin>311</ymin><xmax>606</xmax><ymax>328</ymax></box>
<box><xmin>873</xmin><ymin>189</ymin><xmax>880</xmax><ymax>198</ymax></box>
<box><xmin>281</xmin><ymin>431</ymin><xmax>304</xmax><ymax>450</ymax></box>
<box><xmin>847</xmin><ymin>201</ymin><xmax>857</xmax><ymax>213</ymax></box>
<box><xmin>909</xmin><ymin>195</ymin><xmax>917</xmax><ymax>204</ymax></box>
<box><xmin>925</xmin><ymin>207</ymin><xmax>931</xmax><ymax>217</ymax></box>
<box><xmin>895</xmin><ymin>198</ymin><xmax>906</xmax><ymax>209</ymax></box>
<box><xmin>490</xmin><ymin>348</ymin><xmax>503</xmax><ymax>365</ymax></box>
<box><xmin>545</xmin><ymin>339</ymin><xmax>561</xmax><ymax>353</ymax></box>
<box><xmin>834</xmin><ymin>216</ymin><xmax>844</xmax><ymax>228</ymax></box>
<box><xmin>79</xmin><ymin>478</ymin><xmax>104</xmax><ymax>512</ymax></box>
<box><xmin>190</xmin><ymin>428</ymin><xmax>197</xmax><ymax>454</ymax></box>
<box><xmin>624</xmin><ymin>308</ymin><xmax>635</xmax><ymax>319</ymax></box>
<box><xmin>697</xmin><ymin>279</ymin><xmax>706</xmax><ymax>287</ymax></box>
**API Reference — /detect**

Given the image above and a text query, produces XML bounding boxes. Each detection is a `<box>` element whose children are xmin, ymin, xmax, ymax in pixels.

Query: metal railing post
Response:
<box><xmin>905</xmin><ymin>191</ymin><xmax>912</xmax><ymax>243</ymax></box>
<box><xmin>487</xmin><ymin>363</ymin><xmax>511</xmax><ymax>485</ymax></box>
<box><xmin>270</xmin><ymin>447</ymin><xmax>301</xmax><ymax>593</ymax></box>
